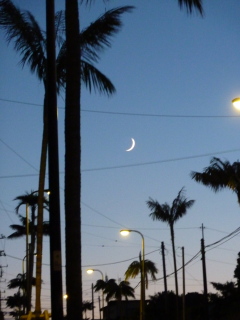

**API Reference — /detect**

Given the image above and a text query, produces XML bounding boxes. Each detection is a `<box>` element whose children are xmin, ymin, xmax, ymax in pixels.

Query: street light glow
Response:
<box><xmin>120</xmin><ymin>229</ymin><xmax>130</xmax><ymax>236</ymax></box>
<box><xmin>232</xmin><ymin>97</ymin><xmax>240</xmax><ymax>110</ymax></box>
<box><xmin>86</xmin><ymin>268</ymin><xmax>105</xmax><ymax>316</ymax></box>
<box><xmin>86</xmin><ymin>269</ymin><xmax>94</xmax><ymax>275</ymax></box>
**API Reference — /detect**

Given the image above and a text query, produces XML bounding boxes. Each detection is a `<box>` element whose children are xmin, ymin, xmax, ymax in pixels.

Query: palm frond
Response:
<box><xmin>178</xmin><ymin>0</ymin><xmax>203</xmax><ymax>15</ymax></box>
<box><xmin>0</xmin><ymin>0</ymin><xmax>46</xmax><ymax>80</ymax></box>
<box><xmin>8</xmin><ymin>224</ymin><xmax>26</xmax><ymax>239</ymax></box>
<box><xmin>145</xmin><ymin>260</ymin><xmax>158</xmax><ymax>280</ymax></box>
<box><xmin>81</xmin><ymin>60</ymin><xmax>116</xmax><ymax>95</ymax></box>
<box><xmin>147</xmin><ymin>198</ymin><xmax>171</xmax><ymax>223</ymax></box>
<box><xmin>94</xmin><ymin>279</ymin><xmax>107</xmax><ymax>292</ymax></box>
<box><xmin>191</xmin><ymin>157</ymin><xmax>240</xmax><ymax>204</ymax></box>
<box><xmin>119</xmin><ymin>281</ymin><xmax>135</xmax><ymax>300</ymax></box>
<box><xmin>55</xmin><ymin>10</ymin><xmax>65</xmax><ymax>48</ymax></box>
<box><xmin>80</xmin><ymin>6</ymin><xmax>134</xmax><ymax>57</ymax></box>
<box><xmin>125</xmin><ymin>261</ymin><xmax>141</xmax><ymax>281</ymax></box>
<box><xmin>125</xmin><ymin>256</ymin><xmax>158</xmax><ymax>289</ymax></box>
<box><xmin>191</xmin><ymin>157</ymin><xmax>238</xmax><ymax>191</ymax></box>
<box><xmin>171</xmin><ymin>187</ymin><xmax>195</xmax><ymax>222</ymax></box>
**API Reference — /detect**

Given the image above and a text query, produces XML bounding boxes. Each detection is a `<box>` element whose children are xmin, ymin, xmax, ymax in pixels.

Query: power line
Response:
<box><xmin>2</xmin><ymin>97</ymin><xmax>240</xmax><ymax>119</ymax></box>
<box><xmin>0</xmin><ymin>138</ymin><xmax>38</xmax><ymax>172</ymax></box>
<box><xmin>1</xmin><ymin>135</ymin><xmax>240</xmax><ymax>177</ymax></box>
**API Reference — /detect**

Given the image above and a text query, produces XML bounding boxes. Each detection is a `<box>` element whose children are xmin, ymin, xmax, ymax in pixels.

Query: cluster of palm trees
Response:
<box><xmin>0</xmin><ymin>0</ymin><xmax>133</xmax><ymax>317</ymax></box>
<box><xmin>1</xmin><ymin>0</ymin><xmax>205</xmax><ymax>319</ymax></box>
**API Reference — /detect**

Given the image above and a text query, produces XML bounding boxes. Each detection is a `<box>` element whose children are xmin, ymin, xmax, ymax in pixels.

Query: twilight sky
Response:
<box><xmin>1</xmin><ymin>0</ymin><xmax>240</xmax><ymax>318</ymax></box>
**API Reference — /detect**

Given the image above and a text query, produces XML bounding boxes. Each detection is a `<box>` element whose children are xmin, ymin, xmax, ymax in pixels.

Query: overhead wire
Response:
<box><xmin>1</xmin><ymin>137</ymin><xmax>240</xmax><ymax>178</ymax></box>
<box><xmin>2</xmin><ymin>97</ymin><xmax>240</xmax><ymax>119</ymax></box>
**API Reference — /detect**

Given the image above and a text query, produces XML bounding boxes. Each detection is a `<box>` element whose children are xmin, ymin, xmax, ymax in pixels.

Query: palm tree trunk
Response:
<box><xmin>170</xmin><ymin>224</ymin><xmax>179</xmax><ymax>320</ymax></box>
<box><xmin>27</xmin><ymin>206</ymin><xmax>36</xmax><ymax>313</ymax></box>
<box><xmin>35</xmin><ymin>96</ymin><xmax>48</xmax><ymax>316</ymax></box>
<box><xmin>118</xmin><ymin>297</ymin><xmax>122</xmax><ymax>320</ymax></box>
<box><xmin>65</xmin><ymin>1</ymin><xmax>82</xmax><ymax>319</ymax></box>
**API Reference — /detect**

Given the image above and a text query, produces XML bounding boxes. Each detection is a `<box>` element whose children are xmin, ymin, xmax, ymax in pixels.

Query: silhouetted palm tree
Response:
<box><xmin>94</xmin><ymin>278</ymin><xmax>135</xmax><ymax>320</ymax></box>
<box><xmin>95</xmin><ymin>279</ymin><xmax>135</xmax><ymax>317</ymax></box>
<box><xmin>6</xmin><ymin>291</ymin><xmax>26</xmax><ymax>319</ymax></box>
<box><xmin>8</xmin><ymin>215</ymin><xmax>49</xmax><ymax>240</ymax></box>
<box><xmin>13</xmin><ymin>192</ymin><xmax>48</xmax><ymax>313</ymax></box>
<box><xmin>147</xmin><ymin>187</ymin><xmax>195</xmax><ymax>317</ymax></box>
<box><xmin>191</xmin><ymin>157</ymin><xmax>240</xmax><ymax>204</ymax></box>
<box><xmin>125</xmin><ymin>254</ymin><xmax>158</xmax><ymax>289</ymax></box>
<box><xmin>64</xmin><ymin>2</ymin><xmax>133</xmax><ymax>318</ymax></box>
<box><xmin>82</xmin><ymin>301</ymin><xmax>93</xmax><ymax>320</ymax></box>
<box><xmin>94</xmin><ymin>278</ymin><xmax>135</xmax><ymax>302</ymax></box>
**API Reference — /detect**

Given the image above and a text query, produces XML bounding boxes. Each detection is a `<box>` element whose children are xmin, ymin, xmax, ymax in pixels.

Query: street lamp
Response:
<box><xmin>87</xmin><ymin>268</ymin><xmax>105</xmax><ymax>317</ymax></box>
<box><xmin>232</xmin><ymin>97</ymin><xmax>240</xmax><ymax>110</ymax></box>
<box><xmin>120</xmin><ymin>229</ymin><xmax>145</xmax><ymax>320</ymax></box>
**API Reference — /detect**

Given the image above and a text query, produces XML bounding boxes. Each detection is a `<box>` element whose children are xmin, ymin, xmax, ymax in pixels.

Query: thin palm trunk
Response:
<box><xmin>35</xmin><ymin>95</ymin><xmax>48</xmax><ymax>316</ymax></box>
<box><xmin>27</xmin><ymin>206</ymin><xmax>36</xmax><ymax>313</ymax></box>
<box><xmin>118</xmin><ymin>297</ymin><xmax>122</xmax><ymax>320</ymax></box>
<box><xmin>65</xmin><ymin>1</ymin><xmax>82</xmax><ymax>319</ymax></box>
<box><xmin>170</xmin><ymin>224</ymin><xmax>179</xmax><ymax>320</ymax></box>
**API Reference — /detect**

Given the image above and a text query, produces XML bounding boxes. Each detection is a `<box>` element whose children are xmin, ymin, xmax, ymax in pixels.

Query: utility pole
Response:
<box><xmin>161</xmin><ymin>242</ymin><xmax>168</xmax><ymax>292</ymax></box>
<box><xmin>201</xmin><ymin>224</ymin><xmax>209</xmax><ymax>320</ymax></box>
<box><xmin>98</xmin><ymin>297</ymin><xmax>101</xmax><ymax>320</ymax></box>
<box><xmin>161</xmin><ymin>242</ymin><xmax>169</xmax><ymax>319</ymax></box>
<box><xmin>91</xmin><ymin>283</ymin><xmax>94</xmax><ymax>320</ymax></box>
<box><xmin>0</xmin><ymin>290</ymin><xmax>4</xmax><ymax>320</ymax></box>
<box><xmin>182</xmin><ymin>247</ymin><xmax>185</xmax><ymax>320</ymax></box>
<box><xmin>0</xmin><ymin>251</ymin><xmax>6</xmax><ymax>320</ymax></box>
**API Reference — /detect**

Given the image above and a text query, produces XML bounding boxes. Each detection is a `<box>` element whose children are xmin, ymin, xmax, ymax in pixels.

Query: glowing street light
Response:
<box><xmin>87</xmin><ymin>268</ymin><xmax>105</xmax><ymax>318</ymax></box>
<box><xmin>120</xmin><ymin>229</ymin><xmax>145</xmax><ymax>320</ymax></box>
<box><xmin>232</xmin><ymin>97</ymin><xmax>240</xmax><ymax>110</ymax></box>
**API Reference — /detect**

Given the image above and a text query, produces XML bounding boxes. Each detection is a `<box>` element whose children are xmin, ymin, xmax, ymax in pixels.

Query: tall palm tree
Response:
<box><xmin>125</xmin><ymin>254</ymin><xmax>158</xmax><ymax>289</ymax></box>
<box><xmin>146</xmin><ymin>188</ymin><xmax>195</xmax><ymax>318</ymax></box>
<box><xmin>13</xmin><ymin>192</ymin><xmax>48</xmax><ymax>314</ymax></box>
<box><xmin>191</xmin><ymin>157</ymin><xmax>240</xmax><ymax>204</ymax></box>
<box><xmin>64</xmin><ymin>2</ymin><xmax>133</xmax><ymax>319</ymax></box>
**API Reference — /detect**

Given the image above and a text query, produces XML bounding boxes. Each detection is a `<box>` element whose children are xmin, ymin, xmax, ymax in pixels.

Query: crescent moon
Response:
<box><xmin>126</xmin><ymin>138</ymin><xmax>135</xmax><ymax>152</ymax></box>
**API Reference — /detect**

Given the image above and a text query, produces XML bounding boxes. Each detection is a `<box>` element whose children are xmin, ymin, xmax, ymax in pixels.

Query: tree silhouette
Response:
<box><xmin>191</xmin><ymin>157</ymin><xmax>240</xmax><ymax>204</ymax></box>
<box><xmin>125</xmin><ymin>254</ymin><xmax>158</xmax><ymax>289</ymax></box>
<box><xmin>147</xmin><ymin>187</ymin><xmax>195</xmax><ymax>319</ymax></box>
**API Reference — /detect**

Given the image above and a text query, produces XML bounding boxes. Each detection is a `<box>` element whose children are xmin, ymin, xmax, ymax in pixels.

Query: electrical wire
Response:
<box><xmin>2</xmin><ymin>97</ymin><xmax>240</xmax><ymax>119</ymax></box>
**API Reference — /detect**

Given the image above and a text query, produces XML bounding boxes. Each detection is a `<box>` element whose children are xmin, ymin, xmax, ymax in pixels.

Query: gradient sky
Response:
<box><xmin>1</xmin><ymin>0</ymin><xmax>240</xmax><ymax>318</ymax></box>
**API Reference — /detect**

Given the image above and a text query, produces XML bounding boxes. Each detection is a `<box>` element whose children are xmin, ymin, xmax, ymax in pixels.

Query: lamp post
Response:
<box><xmin>87</xmin><ymin>269</ymin><xmax>104</xmax><ymax>319</ymax></box>
<box><xmin>120</xmin><ymin>229</ymin><xmax>145</xmax><ymax>320</ymax></box>
<box><xmin>22</xmin><ymin>254</ymin><xmax>27</xmax><ymax>314</ymax></box>
<box><xmin>25</xmin><ymin>203</ymin><xmax>29</xmax><ymax>314</ymax></box>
